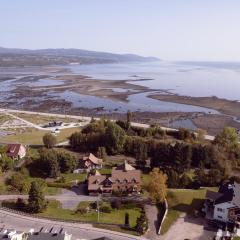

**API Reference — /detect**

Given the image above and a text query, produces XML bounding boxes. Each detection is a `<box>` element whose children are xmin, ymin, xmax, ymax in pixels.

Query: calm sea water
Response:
<box><xmin>1</xmin><ymin>61</ymin><xmax>240</xmax><ymax>116</ymax></box>
<box><xmin>68</xmin><ymin>61</ymin><xmax>240</xmax><ymax>101</ymax></box>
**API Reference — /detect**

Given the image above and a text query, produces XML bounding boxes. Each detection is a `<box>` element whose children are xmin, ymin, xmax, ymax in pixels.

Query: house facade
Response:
<box><xmin>204</xmin><ymin>182</ymin><xmax>240</xmax><ymax>227</ymax></box>
<box><xmin>6</xmin><ymin>144</ymin><xmax>26</xmax><ymax>160</ymax></box>
<box><xmin>88</xmin><ymin>161</ymin><xmax>141</xmax><ymax>196</ymax></box>
<box><xmin>74</xmin><ymin>153</ymin><xmax>103</xmax><ymax>173</ymax></box>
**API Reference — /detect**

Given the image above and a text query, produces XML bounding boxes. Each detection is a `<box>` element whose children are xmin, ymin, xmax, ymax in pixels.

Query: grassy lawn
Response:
<box><xmin>1</xmin><ymin>127</ymin><xmax>79</xmax><ymax>145</ymax></box>
<box><xmin>38</xmin><ymin>200</ymin><xmax>141</xmax><ymax>228</ymax></box>
<box><xmin>0</xmin><ymin>114</ymin><xmax>13</xmax><ymax>124</ymax></box>
<box><xmin>161</xmin><ymin>188</ymin><xmax>216</xmax><ymax>235</ymax></box>
<box><xmin>45</xmin><ymin>187</ymin><xmax>61</xmax><ymax>195</ymax></box>
<box><xmin>61</xmin><ymin>173</ymin><xmax>87</xmax><ymax>184</ymax></box>
<box><xmin>14</xmin><ymin>113</ymin><xmax>80</xmax><ymax>125</ymax></box>
<box><xmin>142</xmin><ymin>174</ymin><xmax>151</xmax><ymax>187</ymax></box>
<box><xmin>99</xmin><ymin>168</ymin><xmax>112</xmax><ymax>175</ymax></box>
<box><xmin>160</xmin><ymin>209</ymin><xmax>180</xmax><ymax>235</ymax></box>
<box><xmin>93</xmin><ymin>224</ymin><xmax>140</xmax><ymax>236</ymax></box>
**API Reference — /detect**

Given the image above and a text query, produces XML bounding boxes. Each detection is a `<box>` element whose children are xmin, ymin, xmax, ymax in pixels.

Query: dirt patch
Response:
<box><xmin>150</xmin><ymin>94</ymin><xmax>240</xmax><ymax>119</ymax></box>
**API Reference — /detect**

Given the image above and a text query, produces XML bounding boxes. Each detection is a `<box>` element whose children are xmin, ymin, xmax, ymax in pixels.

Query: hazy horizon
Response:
<box><xmin>1</xmin><ymin>0</ymin><xmax>240</xmax><ymax>61</ymax></box>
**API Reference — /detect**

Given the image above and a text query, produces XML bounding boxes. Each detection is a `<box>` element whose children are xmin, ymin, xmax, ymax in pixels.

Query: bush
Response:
<box><xmin>99</xmin><ymin>202</ymin><xmax>112</xmax><ymax>213</ymax></box>
<box><xmin>16</xmin><ymin>198</ymin><xmax>26</xmax><ymax>211</ymax></box>
<box><xmin>8</xmin><ymin>173</ymin><xmax>30</xmax><ymax>193</ymax></box>
<box><xmin>125</xmin><ymin>212</ymin><xmax>130</xmax><ymax>227</ymax></box>
<box><xmin>135</xmin><ymin>210</ymin><xmax>148</xmax><ymax>234</ymax></box>
<box><xmin>111</xmin><ymin>199</ymin><xmax>121</xmax><ymax>209</ymax></box>
<box><xmin>76</xmin><ymin>207</ymin><xmax>88</xmax><ymax>215</ymax></box>
<box><xmin>90</xmin><ymin>201</ymin><xmax>97</xmax><ymax>209</ymax></box>
<box><xmin>100</xmin><ymin>205</ymin><xmax>112</xmax><ymax>213</ymax></box>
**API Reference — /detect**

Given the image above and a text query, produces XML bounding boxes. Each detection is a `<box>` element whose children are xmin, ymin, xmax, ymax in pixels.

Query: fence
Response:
<box><xmin>158</xmin><ymin>199</ymin><xmax>168</xmax><ymax>235</ymax></box>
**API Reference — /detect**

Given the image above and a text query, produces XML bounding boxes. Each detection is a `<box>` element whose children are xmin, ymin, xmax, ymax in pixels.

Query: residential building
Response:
<box><xmin>204</xmin><ymin>181</ymin><xmax>240</xmax><ymax>227</ymax></box>
<box><xmin>0</xmin><ymin>229</ymin><xmax>25</xmax><ymax>240</ymax></box>
<box><xmin>88</xmin><ymin>161</ymin><xmax>141</xmax><ymax>196</ymax></box>
<box><xmin>6</xmin><ymin>144</ymin><xmax>26</xmax><ymax>160</ymax></box>
<box><xmin>74</xmin><ymin>153</ymin><xmax>103</xmax><ymax>173</ymax></box>
<box><xmin>27</xmin><ymin>229</ymin><xmax>71</xmax><ymax>240</ymax></box>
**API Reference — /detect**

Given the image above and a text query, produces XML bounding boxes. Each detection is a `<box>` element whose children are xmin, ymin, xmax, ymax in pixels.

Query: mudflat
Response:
<box><xmin>150</xmin><ymin>94</ymin><xmax>240</xmax><ymax>119</ymax></box>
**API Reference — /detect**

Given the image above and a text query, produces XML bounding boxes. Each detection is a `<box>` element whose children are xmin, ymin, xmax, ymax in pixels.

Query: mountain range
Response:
<box><xmin>0</xmin><ymin>47</ymin><xmax>159</xmax><ymax>67</ymax></box>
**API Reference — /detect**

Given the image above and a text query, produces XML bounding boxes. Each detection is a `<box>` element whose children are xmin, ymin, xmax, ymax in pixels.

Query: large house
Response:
<box><xmin>88</xmin><ymin>161</ymin><xmax>141</xmax><ymax>196</ymax></box>
<box><xmin>6</xmin><ymin>144</ymin><xmax>26</xmax><ymax>160</ymax></box>
<box><xmin>74</xmin><ymin>153</ymin><xmax>103</xmax><ymax>173</ymax></box>
<box><xmin>204</xmin><ymin>181</ymin><xmax>240</xmax><ymax>227</ymax></box>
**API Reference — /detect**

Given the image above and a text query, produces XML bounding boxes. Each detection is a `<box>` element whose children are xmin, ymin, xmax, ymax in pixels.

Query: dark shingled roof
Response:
<box><xmin>92</xmin><ymin>237</ymin><xmax>114</xmax><ymax>240</ymax></box>
<box><xmin>28</xmin><ymin>233</ymin><xmax>65</xmax><ymax>240</ymax></box>
<box><xmin>206</xmin><ymin>191</ymin><xmax>223</xmax><ymax>201</ymax></box>
<box><xmin>206</xmin><ymin>182</ymin><xmax>240</xmax><ymax>206</ymax></box>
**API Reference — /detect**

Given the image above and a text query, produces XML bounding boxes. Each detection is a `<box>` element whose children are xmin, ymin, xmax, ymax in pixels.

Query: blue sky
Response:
<box><xmin>1</xmin><ymin>0</ymin><xmax>240</xmax><ymax>60</ymax></box>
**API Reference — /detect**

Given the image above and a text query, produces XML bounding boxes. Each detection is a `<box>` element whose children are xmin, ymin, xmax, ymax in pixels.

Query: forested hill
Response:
<box><xmin>0</xmin><ymin>47</ymin><xmax>159</xmax><ymax>67</ymax></box>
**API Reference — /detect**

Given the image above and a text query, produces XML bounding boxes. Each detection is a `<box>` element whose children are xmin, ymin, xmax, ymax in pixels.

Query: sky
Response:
<box><xmin>1</xmin><ymin>0</ymin><xmax>240</xmax><ymax>61</ymax></box>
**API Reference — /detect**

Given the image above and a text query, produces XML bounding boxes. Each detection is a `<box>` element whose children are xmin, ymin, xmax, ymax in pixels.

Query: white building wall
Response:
<box><xmin>18</xmin><ymin>145</ymin><xmax>26</xmax><ymax>159</ymax></box>
<box><xmin>213</xmin><ymin>202</ymin><xmax>235</xmax><ymax>222</ymax></box>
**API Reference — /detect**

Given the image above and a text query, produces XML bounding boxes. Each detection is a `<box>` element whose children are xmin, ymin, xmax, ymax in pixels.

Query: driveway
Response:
<box><xmin>144</xmin><ymin>204</ymin><xmax>160</xmax><ymax>239</ymax></box>
<box><xmin>161</xmin><ymin>214</ymin><xmax>215</xmax><ymax>240</ymax></box>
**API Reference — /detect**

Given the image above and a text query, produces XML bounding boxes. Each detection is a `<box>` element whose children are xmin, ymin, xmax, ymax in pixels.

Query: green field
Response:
<box><xmin>14</xmin><ymin>113</ymin><xmax>80</xmax><ymax>125</ymax></box>
<box><xmin>38</xmin><ymin>200</ymin><xmax>141</xmax><ymax>228</ymax></box>
<box><xmin>1</xmin><ymin>127</ymin><xmax>80</xmax><ymax>144</ymax></box>
<box><xmin>0</xmin><ymin>114</ymin><xmax>13</xmax><ymax>124</ymax></box>
<box><xmin>61</xmin><ymin>173</ymin><xmax>87</xmax><ymax>184</ymax></box>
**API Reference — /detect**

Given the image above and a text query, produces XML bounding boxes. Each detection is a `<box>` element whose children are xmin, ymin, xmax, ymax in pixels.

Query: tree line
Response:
<box><xmin>69</xmin><ymin>118</ymin><xmax>240</xmax><ymax>188</ymax></box>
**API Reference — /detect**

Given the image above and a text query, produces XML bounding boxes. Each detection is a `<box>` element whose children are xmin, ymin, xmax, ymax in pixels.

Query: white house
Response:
<box><xmin>204</xmin><ymin>182</ymin><xmax>240</xmax><ymax>226</ymax></box>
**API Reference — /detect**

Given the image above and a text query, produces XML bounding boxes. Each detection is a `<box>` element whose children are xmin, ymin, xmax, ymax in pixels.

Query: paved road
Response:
<box><xmin>0</xmin><ymin>209</ymin><xmax>147</xmax><ymax>240</ymax></box>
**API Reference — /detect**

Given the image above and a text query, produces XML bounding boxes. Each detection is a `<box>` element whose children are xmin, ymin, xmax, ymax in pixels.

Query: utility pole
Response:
<box><xmin>97</xmin><ymin>199</ymin><xmax>100</xmax><ymax>222</ymax></box>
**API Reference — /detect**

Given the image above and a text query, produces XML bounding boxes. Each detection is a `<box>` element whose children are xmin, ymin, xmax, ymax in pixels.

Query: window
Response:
<box><xmin>217</xmin><ymin>216</ymin><xmax>223</xmax><ymax>219</ymax></box>
<box><xmin>217</xmin><ymin>208</ymin><xmax>224</xmax><ymax>212</ymax></box>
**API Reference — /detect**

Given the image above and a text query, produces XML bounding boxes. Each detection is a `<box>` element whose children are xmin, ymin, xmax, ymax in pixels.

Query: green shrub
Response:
<box><xmin>100</xmin><ymin>205</ymin><xmax>112</xmax><ymax>213</ymax></box>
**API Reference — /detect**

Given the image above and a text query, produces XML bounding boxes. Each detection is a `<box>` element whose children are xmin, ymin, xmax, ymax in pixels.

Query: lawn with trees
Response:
<box><xmin>1</xmin><ymin>112</ymin><xmax>240</xmax><ymax>235</ymax></box>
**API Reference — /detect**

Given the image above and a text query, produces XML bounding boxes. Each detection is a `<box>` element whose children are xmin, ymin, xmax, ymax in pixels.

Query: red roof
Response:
<box><xmin>6</xmin><ymin>144</ymin><xmax>22</xmax><ymax>158</ymax></box>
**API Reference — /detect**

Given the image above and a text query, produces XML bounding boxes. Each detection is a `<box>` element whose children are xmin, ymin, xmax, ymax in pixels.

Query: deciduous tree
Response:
<box><xmin>148</xmin><ymin>168</ymin><xmax>168</xmax><ymax>203</ymax></box>
<box><xmin>42</xmin><ymin>133</ymin><xmax>57</xmax><ymax>148</ymax></box>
